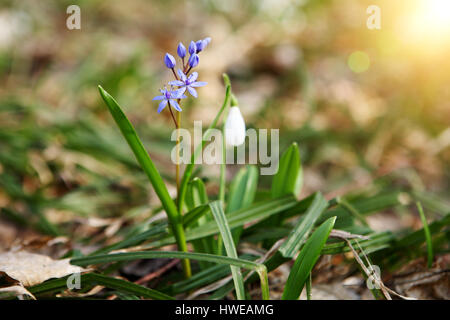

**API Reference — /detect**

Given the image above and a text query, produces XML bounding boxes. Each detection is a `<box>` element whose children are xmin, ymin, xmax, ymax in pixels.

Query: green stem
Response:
<box><xmin>416</xmin><ymin>201</ymin><xmax>433</xmax><ymax>268</ymax></box>
<box><xmin>178</xmin><ymin>74</ymin><xmax>232</xmax><ymax>214</ymax></box>
<box><xmin>257</xmin><ymin>266</ymin><xmax>270</xmax><ymax>300</ymax></box>
<box><xmin>176</xmin><ymin>111</ymin><xmax>181</xmax><ymax>196</ymax></box>
<box><xmin>219</xmin><ymin>109</ymin><xmax>229</xmax><ymax>203</ymax></box>
<box><xmin>337</xmin><ymin>197</ymin><xmax>369</xmax><ymax>227</ymax></box>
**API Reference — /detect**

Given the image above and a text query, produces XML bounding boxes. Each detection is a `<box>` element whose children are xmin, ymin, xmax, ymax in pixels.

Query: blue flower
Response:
<box><xmin>177</xmin><ymin>42</ymin><xmax>186</xmax><ymax>59</ymax></box>
<box><xmin>169</xmin><ymin>70</ymin><xmax>207</xmax><ymax>98</ymax></box>
<box><xmin>196</xmin><ymin>40</ymin><xmax>206</xmax><ymax>53</ymax></box>
<box><xmin>188</xmin><ymin>41</ymin><xmax>197</xmax><ymax>55</ymax></box>
<box><xmin>196</xmin><ymin>37</ymin><xmax>211</xmax><ymax>53</ymax></box>
<box><xmin>164</xmin><ymin>53</ymin><xmax>176</xmax><ymax>69</ymax></box>
<box><xmin>152</xmin><ymin>88</ymin><xmax>186</xmax><ymax>113</ymax></box>
<box><xmin>188</xmin><ymin>53</ymin><xmax>199</xmax><ymax>68</ymax></box>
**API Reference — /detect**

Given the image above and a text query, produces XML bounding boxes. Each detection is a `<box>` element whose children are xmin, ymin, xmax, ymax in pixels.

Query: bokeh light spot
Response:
<box><xmin>348</xmin><ymin>51</ymin><xmax>370</xmax><ymax>73</ymax></box>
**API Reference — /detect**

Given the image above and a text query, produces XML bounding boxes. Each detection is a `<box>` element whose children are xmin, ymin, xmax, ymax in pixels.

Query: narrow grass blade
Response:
<box><xmin>282</xmin><ymin>216</ymin><xmax>336</xmax><ymax>300</ymax></box>
<box><xmin>92</xmin><ymin>223</ymin><xmax>167</xmax><ymax>255</ymax></box>
<box><xmin>337</xmin><ymin>197</ymin><xmax>369</xmax><ymax>227</ymax></box>
<box><xmin>412</xmin><ymin>190</ymin><xmax>450</xmax><ymax>216</ymax></box>
<box><xmin>183</xmin><ymin>204</ymin><xmax>210</xmax><ymax>228</ymax></box>
<box><xmin>84</xmin><ymin>273</ymin><xmax>173</xmax><ymax>300</ymax></box>
<box><xmin>71</xmin><ymin>251</ymin><xmax>260</xmax><ymax>270</ymax></box>
<box><xmin>319</xmin><ymin>191</ymin><xmax>402</xmax><ymax>228</ymax></box>
<box><xmin>279</xmin><ymin>192</ymin><xmax>328</xmax><ymax>258</ymax></box>
<box><xmin>98</xmin><ymin>85</ymin><xmax>190</xmax><ymax>278</ymax></box>
<box><xmin>172</xmin><ymin>264</ymin><xmax>231</xmax><ymax>294</ymax></box>
<box><xmin>29</xmin><ymin>273</ymin><xmax>173</xmax><ymax>300</ymax></box>
<box><xmin>416</xmin><ymin>201</ymin><xmax>433</xmax><ymax>268</ymax></box>
<box><xmin>219</xmin><ymin>75</ymin><xmax>232</xmax><ymax>203</ymax></box>
<box><xmin>394</xmin><ymin>215</ymin><xmax>450</xmax><ymax>248</ymax></box>
<box><xmin>209</xmin><ymin>201</ymin><xmax>246</xmax><ymax>300</ymax></box>
<box><xmin>146</xmin><ymin>195</ymin><xmax>297</xmax><ymax>248</ymax></box>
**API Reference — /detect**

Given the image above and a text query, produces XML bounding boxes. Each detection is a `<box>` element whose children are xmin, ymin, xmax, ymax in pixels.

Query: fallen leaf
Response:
<box><xmin>0</xmin><ymin>285</ymin><xmax>36</xmax><ymax>300</ymax></box>
<box><xmin>0</xmin><ymin>251</ymin><xmax>87</xmax><ymax>287</ymax></box>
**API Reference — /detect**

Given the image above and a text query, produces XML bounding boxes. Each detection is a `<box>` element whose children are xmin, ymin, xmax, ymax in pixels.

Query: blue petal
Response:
<box><xmin>164</xmin><ymin>53</ymin><xmax>176</xmax><ymax>69</ymax></box>
<box><xmin>177</xmin><ymin>69</ymin><xmax>187</xmax><ymax>81</ymax></box>
<box><xmin>188</xmin><ymin>41</ymin><xmax>197</xmax><ymax>55</ymax></box>
<box><xmin>187</xmin><ymin>86</ymin><xmax>198</xmax><ymax>98</ymax></box>
<box><xmin>189</xmin><ymin>72</ymin><xmax>198</xmax><ymax>82</ymax></box>
<box><xmin>190</xmin><ymin>81</ymin><xmax>207</xmax><ymax>87</ymax></box>
<box><xmin>170</xmin><ymin>100</ymin><xmax>182</xmax><ymax>112</ymax></box>
<box><xmin>171</xmin><ymin>88</ymin><xmax>187</xmax><ymax>98</ymax></box>
<box><xmin>152</xmin><ymin>95</ymin><xmax>165</xmax><ymax>100</ymax></box>
<box><xmin>177</xmin><ymin>42</ymin><xmax>186</xmax><ymax>58</ymax></box>
<box><xmin>188</xmin><ymin>54</ymin><xmax>199</xmax><ymax>68</ymax></box>
<box><xmin>196</xmin><ymin>40</ymin><xmax>206</xmax><ymax>53</ymax></box>
<box><xmin>168</xmin><ymin>80</ymin><xmax>185</xmax><ymax>87</ymax></box>
<box><xmin>157</xmin><ymin>100</ymin><xmax>168</xmax><ymax>113</ymax></box>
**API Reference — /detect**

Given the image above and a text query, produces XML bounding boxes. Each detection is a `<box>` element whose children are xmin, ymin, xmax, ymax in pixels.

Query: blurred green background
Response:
<box><xmin>0</xmin><ymin>0</ymin><xmax>449</xmax><ymax>245</ymax></box>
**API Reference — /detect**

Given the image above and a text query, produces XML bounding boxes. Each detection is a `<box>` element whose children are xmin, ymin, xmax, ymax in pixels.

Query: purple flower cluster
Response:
<box><xmin>154</xmin><ymin>37</ymin><xmax>210</xmax><ymax>113</ymax></box>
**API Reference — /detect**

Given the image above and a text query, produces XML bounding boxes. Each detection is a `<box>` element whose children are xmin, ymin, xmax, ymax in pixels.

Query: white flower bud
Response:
<box><xmin>224</xmin><ymin>106</ymin><xmax>246</xmax><ymax>146</ymax></box>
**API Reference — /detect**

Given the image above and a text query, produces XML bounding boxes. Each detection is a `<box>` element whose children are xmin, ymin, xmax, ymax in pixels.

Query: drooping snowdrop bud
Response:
<box><xmin>224</xmin><ymin>106</ymin><xmax>246</xmax><ymax>146</ymax></box>
<box><xmin>177</xmin><ymin>42</ymin><xmax>186</xmax><ymax>58</ymax></box>
<box><xmin>188</xmin><ymin>53</ymin><xmax>199</xmax><ymax>68</ymax></box>
<box><xmin>164</xmin><ymin>53</ymin><xmax>176</xmax><ymax>69</ymax></box>
<box><xmin>188</xmin><ymin>41</ymin><xmax>197</xmax><ymax>55</ymax></box>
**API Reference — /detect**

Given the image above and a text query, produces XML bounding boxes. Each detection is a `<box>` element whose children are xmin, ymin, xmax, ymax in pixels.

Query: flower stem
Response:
<box><xmin>176</xmin><ymin>110</ymin><xmax>181</xmax><ymax>197</ymax></box>
<box><xmin>167</xmin><ymin>103</ymin><xmax>178</xmax><ymax>128</ymax></box>
<box><xmin>171</xmin><ymin>68</ymin><xmax>178</xmax><ymax>80</ymax></box>
<box><xmin>167</xmin><ymin>101</ymin><xmax>190</xmax><ymax>278</ymax></box>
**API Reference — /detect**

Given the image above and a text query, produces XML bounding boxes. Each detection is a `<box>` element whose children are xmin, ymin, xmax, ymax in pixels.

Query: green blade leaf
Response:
<box><xmin>84</xmin><ymin>273</ymin><xmax>174</xmax><ymax>300</ymax></box>
<box><xmin>71</xmin><ymin>251</ymin><xmax>260</xmax><ymax>270</ymax></box>
<box><xmin>185</xmin><ymin>177</ymin><xmax>209</xmax><ymax>211</ymax></box>
<box><xmin>416</xmin><ymin>201</ymin><xmax>433</xmax><ymax>268</ymax></box>
<box><xmin>98</xmin><ymin>85</ymin><xmax>178</xmax><ymax>222</ymax></box>
<box><xmin>183</xmin><ymin>204</ymin><xmax>210</xmax><ymax>228</ymax></box>
<box><xmin>185</xmin><ymin>178</ymin><xmax>215</xmax><ymax>267</ymax></box>
<box><xmin>172</xmin><ymin>264</ymin><xmax>231</xmax><ymax>294</ymax></box>
<box><xmin>92</xmin><ymin>223</ymin><xmax>167</xmax><ymax>255</ymax></box>
<box><xmin>282</xmin><ymin>216</ymin><xmax>336</xmax><ymax>300</ymax></box>
<box><xmin>209</xmin><ymin>201</ymin><xmax>246</xmax><ymax>300</ymax></box>
<box><xmin>271</xmin><ymin>142</ymin><xmax>303</xmax><ymax>199</ymax></box>
<box><xmin>227</xmin><ymin>165</ymin><xmax>259</xmax><ymax>213</ymax></box>
<box><xmin>29</xmin><ymin>273</ymin><xmax>173</xmax><ymax>300</ymax></box>
<box><xmin>97</xmin><ymin>85</ymin><xmax>190</xmax><ymax>278</ymax></box>
<box><xmin>146</xmin><ymin>195</ymin><xmax>297</xmax><ymax>248</ymax></box>
<box><xmin>279</xmin><ymin>192</ymin><xmax>328</xmax><ymax>258</ymax></box>
<box><xmin>227</xmin><ymin>165</ymin><xmax>259</xmax><ymax>245</ymax></box>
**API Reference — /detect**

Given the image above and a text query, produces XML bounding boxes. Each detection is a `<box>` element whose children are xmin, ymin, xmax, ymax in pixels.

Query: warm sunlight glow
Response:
<box><xmin>421</xmin><ymin>0</ymin><xmax>450</xmax><ymax>33</ymax></box>
<box><xmin>397</xmin><ymin>0</ymin><xmax>450</xmax><ymax>52</ymax></box>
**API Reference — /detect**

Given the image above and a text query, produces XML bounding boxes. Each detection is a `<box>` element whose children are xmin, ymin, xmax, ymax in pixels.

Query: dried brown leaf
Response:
<box><xmin>0</xmin><ymin>251</ymin><xmax>87</xmax><ymax>287</ymax></box>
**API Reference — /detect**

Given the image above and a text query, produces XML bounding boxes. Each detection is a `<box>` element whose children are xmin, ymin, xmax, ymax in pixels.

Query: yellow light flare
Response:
<box><xmin>401</xmin><ymin>0</ymin><xmax>450</xmax><ymax>47</ymax></box>
<box><xmin>422</xmin><ymin>0</ymin><xmax>450</xmax><ymax>32</ymax></box>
